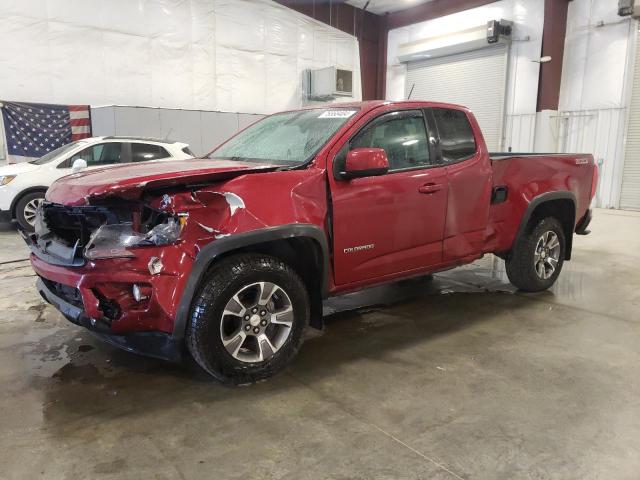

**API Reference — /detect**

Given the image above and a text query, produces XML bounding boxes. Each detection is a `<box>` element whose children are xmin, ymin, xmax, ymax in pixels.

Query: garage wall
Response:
<box><xmin>386</xmin><ymin>0</ymin><xmax>544</xmax><ymax>133</ymax></box>
<box><xmin>405</xmin><ymin>45</ymin><xmax>509</xmax><ymax>150</ymax></box>
<box><xmin>0</xmin><ymin>0</ymin><xmax>361</xmax><ymax>115</ymax></box>
<box><xmin>91</xmin><ymin>106</ymin><xmax>265</xmax><ymax>157</ymax></box>
<box><xmin>557</xmin><ymin>0</ymin><xmax>636</xmax><ymax>209</ymax></box>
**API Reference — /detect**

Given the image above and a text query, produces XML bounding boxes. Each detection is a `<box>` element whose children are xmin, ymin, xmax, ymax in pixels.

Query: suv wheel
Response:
<box><xmin>16</xmin><ymin>192</ymin><xmax>45</xmax><ymax>231</ymax></box>
<box><xmin>186</xmin><ymin>254</ymin><xmax>309</xmax><ymax>384</ymax></box>
<box><xmin>506</xmin><ymin>217</ymin><xmax>566</xmax><ymax>292</ymax></box>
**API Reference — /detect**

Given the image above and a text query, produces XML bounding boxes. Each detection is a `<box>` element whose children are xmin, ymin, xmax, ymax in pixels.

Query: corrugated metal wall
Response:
<box><xmin>553</xmin><ymin>108</ymin><xmax>627</xmax><ymax>209</ymax></box>
<box><xmin>620</xmin><ymin>28</ymin><xmax>640</xmax><ymax>210</ymax></box>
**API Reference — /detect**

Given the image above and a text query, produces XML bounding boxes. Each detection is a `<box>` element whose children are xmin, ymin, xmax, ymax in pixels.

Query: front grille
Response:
<box><xmin>41</xmin><ymin>277</ymin><xmax>84</xmax><ymax>309</ymax></box>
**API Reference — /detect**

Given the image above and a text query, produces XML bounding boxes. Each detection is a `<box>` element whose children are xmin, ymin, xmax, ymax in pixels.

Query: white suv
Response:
<box><xmin>0</xmin><ymin>137</ymin><xmax>194</xmax><ymax>230</ymax></box>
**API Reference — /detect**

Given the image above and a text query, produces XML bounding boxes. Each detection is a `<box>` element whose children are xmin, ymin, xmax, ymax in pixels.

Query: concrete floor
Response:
<box><xmin>0</xmin><ymin>209</ymin><xmax>639</xmax><ymax>480</ymax></box>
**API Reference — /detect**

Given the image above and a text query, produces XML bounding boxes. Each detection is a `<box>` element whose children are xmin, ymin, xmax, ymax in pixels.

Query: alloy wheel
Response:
<box><xmin>219</xmin><ymin>281</ymin><xmax>294</xmax><ymax>363</ymax></box>
<box><xmin>23</xmin><ymin>198</ymin><xmax>44</xmax><ymax>226</ymax></box>
<box><xmin>534</xmin><ymin>230</ymin><xmax>561</xmax><ymax>280</ymax></box>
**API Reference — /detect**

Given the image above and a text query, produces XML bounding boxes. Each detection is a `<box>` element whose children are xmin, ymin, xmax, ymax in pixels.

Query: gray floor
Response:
<box><xmin>1</xmin><ymin>209</ymin><xmax>639</xmax><ymax>480</ymax></box>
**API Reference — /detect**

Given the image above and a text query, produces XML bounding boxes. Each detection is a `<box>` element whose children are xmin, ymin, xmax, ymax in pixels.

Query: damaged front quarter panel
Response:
<box><xmin>138</xmin><ymin>167</ymin><xmax>330</xmax><ymax>262</ymax></box>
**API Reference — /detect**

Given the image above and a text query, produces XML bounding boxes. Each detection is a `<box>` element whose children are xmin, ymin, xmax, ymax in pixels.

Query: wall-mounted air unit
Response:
<box><xmin>309</xmin><ymin>67</ymin><xmax>353</xmax><ymax>99</ymax></box>
<box><xmin>619</xmin><ymin>0</ymin><xmax>640</xmax><ymax>17</ymax></box>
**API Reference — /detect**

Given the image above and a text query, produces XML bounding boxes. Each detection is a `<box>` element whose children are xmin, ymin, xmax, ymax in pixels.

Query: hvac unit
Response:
<box><xmin>307</xmin><ymin>67</ymin><xmax>353</xmax><ymax>99</ymax></box>
<box><xmin>619</xmin><ymin>0</ymin><xmax>640</xmax><ymax>17</ymax></box>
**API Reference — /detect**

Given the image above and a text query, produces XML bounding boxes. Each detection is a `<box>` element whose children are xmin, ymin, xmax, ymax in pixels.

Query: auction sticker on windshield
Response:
<box><xmin>318</xmin><ymin>110</ymin><xmax>357</xmax><ymax>119</ymax></box>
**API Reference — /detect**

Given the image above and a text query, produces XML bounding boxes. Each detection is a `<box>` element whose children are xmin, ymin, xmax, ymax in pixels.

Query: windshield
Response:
<box><xmin>29</xmin><ymin>141</ymin><xmax>83</xmax><ymax>165</ymax></box>
<box><xmin>209</xmin><ymin>108</ymin><xmax>359</xmax><ymax>166</ymax></box>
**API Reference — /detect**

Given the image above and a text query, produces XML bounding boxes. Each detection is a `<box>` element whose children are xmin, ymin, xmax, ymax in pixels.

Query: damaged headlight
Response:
<box><xmin>84</xmin><ymin>217</ymin><xmax>182</xmax><ymax>260</ymax></box>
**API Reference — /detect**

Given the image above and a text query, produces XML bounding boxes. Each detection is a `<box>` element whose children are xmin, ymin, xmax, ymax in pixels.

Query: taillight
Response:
<box><xmin>591</xmin><ymin>164</ymin><xmax>599</xmax><ymax>199</ymax></box>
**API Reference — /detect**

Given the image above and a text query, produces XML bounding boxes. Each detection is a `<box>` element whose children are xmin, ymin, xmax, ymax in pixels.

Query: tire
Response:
<box><xmin>186</xmin><ymin>253</ymin><xmax>310</xmax><ymax>384</ymax></box>
<box><xmin>506</xmin><ymin>217</ymin><xmax>566</xmax><ymax>292</ymax></box>
<box><xmin>15</xmin><ymin>191</ymin><xmax>46</xmax><ymax>231</ymax></box>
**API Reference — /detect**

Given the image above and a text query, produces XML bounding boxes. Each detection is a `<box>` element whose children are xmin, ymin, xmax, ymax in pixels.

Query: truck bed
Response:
<box><xmin>485</xmin><ymin>152</ymin><xmax>596</xmax><ymax>255</ymax></box>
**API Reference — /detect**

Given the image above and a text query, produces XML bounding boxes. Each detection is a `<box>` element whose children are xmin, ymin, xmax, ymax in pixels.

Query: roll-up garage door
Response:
<box><xmin>405</xmin><ymin>44</ymin><xmax>508</xmax><ymax>151</ymax></box>
<box><xmin>620</xmin><ymin>29</ymin><xmax>640</xmax><ymax>210</ymax></box>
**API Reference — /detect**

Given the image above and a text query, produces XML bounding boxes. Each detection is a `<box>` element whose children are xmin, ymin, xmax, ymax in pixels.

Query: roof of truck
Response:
<box><xmin>303</xmin><ymin>99</ymin><xmax>471</xmax><ymax>113</ymax></box>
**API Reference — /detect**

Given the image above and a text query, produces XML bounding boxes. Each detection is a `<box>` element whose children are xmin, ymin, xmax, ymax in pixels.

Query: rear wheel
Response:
<box><xmin>186</xmin><ymin>254</ymin><xmax>309</xmax><ymax>384</ymax></box>
<box><xmin>16</xmin><ymin>191</ymin><xmax>45</xmax><ymax>231</ymax></box>
<box><xmin>506</xmin><ymin>217</ymin><xmax>566</xmax><ymax>292</ymax></box>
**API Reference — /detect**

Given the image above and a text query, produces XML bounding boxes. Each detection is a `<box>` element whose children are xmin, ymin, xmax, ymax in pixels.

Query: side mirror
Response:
<box><xmin>71</xmin><ymin>158</ymin><xmax>87</xmax><ymax>173</ymax></box>
<box><xmin>341</xmin><ymin>148</ymin><xmax>389</xmax><ymax>179</ymax></box>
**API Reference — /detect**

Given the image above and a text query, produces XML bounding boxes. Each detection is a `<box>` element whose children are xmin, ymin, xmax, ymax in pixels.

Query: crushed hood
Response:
<box><xmin>46</xmin><ymin>158</ymin><xmax>279</xmax><ymax>205</ymax></box>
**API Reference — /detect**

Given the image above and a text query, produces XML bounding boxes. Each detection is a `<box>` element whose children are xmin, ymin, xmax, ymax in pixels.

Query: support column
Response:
<box><xmin>537</xmin><ymin>0</ymin><xmax>570</xmax><ymax>111</ymax></box>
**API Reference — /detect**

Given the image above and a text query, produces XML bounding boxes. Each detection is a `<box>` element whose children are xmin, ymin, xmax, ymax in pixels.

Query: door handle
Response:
<box><xmin>418</xmin><ymin>183</ymin><xmax>443</xmax><ymax>194</ymax></box>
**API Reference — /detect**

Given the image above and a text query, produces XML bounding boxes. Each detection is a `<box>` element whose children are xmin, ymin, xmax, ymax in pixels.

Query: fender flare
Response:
<box><xmin>172</xmin><ymin>223</ymin><xmax>330</xmax><ymax>340</ymax></box>
<box><xmin>514</xmin><ymin>191</ymin><xmax>577</xmax><ymax>260</ymax></box>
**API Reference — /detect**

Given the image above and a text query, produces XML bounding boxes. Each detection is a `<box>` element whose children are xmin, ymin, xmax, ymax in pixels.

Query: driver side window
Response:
<box><xmin>68</xmin><ymin>143</ymin><xmax>122</xmax><ymax>167</ymax></box>
<box><xmin>335</xmin><ymin>110</ymin><xmax>433</xmax><ymax>174</ymax></box>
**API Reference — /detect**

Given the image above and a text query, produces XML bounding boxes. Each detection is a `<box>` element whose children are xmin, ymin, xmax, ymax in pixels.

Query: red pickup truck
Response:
<box><xmin>24</xmin><ymin>101</ymin><xmax>596</xmax><ymax>384</ymax></box>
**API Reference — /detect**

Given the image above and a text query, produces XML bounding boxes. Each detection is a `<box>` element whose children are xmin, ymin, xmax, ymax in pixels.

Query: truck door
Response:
<box><xmin>329</xmin><ymin>108</ymin><xmax>448</xmax><ymax>286</ymax></box>
<box><xmin>429</xmin><ymin>108</ymin><xmax>492</xmax><ymax>261</ymax></box>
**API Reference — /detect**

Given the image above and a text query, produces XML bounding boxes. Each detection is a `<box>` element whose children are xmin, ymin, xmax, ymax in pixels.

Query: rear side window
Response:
<box><xmin>182</xmin><ymin>146</ymin><xmax>195</xmax><ymax>156</ymax></box>
<box><xmin>432</xmin><ymin>108</ymin><xmax>477</xmax><ymax>163</ymax></box>
<box><xmin>130</xmin><ymin>143</ymin><xmax>170</xmax><ymax>162</ymax></box>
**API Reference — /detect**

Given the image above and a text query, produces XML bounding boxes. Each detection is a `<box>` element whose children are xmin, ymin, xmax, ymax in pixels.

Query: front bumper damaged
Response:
<box><xmin>28</xmin><ymin>238</ymin><xmax>194</xmax><ymax>362</ymax></box>
<box><xmin>36</xmin><ymin>277</ymin><xmax>182</xmax><ymax>361</ymax></box>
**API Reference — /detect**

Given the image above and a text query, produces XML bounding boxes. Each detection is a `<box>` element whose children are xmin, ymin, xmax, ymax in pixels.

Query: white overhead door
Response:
<box><xmin>405</xmin><ymin>45</ymin><xmax>509</xmax><ymax>151</ymax></box>
<box><xmin>620</xmin><ymin>29</ymin><xmax>640</xmax><ymax>210</ymax></box>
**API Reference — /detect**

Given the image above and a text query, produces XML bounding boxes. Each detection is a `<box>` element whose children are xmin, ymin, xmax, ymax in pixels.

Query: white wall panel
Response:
<box><xmin>91</xmin><ymin>106</ymin><xmax>265</xmax><ymax>156</ymax></box>
<box><xmin>620</xmin><ymin>27</ymin><xmax>640</xmax><ymax>210</ymax></box>
<box><xmin>0</xmin><ymin>0</ymin><xmax>361</xmax><ymax>114</ymax></box>
<box><xmin>557</xmin><ymin>0</ymin><xmax>638</xmax><ymax>209</ymax></box>
<box><xmin>90</xmin><ymin>107</ymin><xmax>116</xmax><ymax>137</ymax></box>
<box><xmin>238</xmin><ymin>114</ymin><xmax>261</xmax><ymax>131</ymax></box>
<box><xmin>386</xmin><ymin>0</ymin><xmax>544</xmax><ymax>117</ymax></box>
<box><xmin>159</xmin><ymin>109</ymin><xmax>203</xmax><ymax>155</ymax></box>
<box><xmin>559</xmin><ymin>0</ymin><xmax>634</xmax><ymax>111</ymax></box>
<box><xmin>113</xmin><ymin>107</ymin><xmax>162</xmax><ymax>139</ymax></box>
<box><xmin>553</xmin><ymin>108</ymin><xmax>626</xmax><ymax>208</ymax></box>
<box><xmin>200</xmin><ymin>111</ymin><xmax>243</xmax><ymax>153</ymax></box>
<box><xmin>505</xmin><ymin>114</ymin><xmax>536</xmax><ymax>152</ymax></box>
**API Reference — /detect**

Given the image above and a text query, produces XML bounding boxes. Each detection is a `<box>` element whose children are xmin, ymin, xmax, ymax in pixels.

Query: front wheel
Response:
<box><xmin>506</xmin><ymin>217</ymin><xmax>566</xmax><ymax>292</ymax></box>
<box><xmin>186</xmin><ymin>254</ymin><xmax>309</xmax><ymax>384</ymax></box>
<box><xmin>16</xmin><ymin>191</ymin><xmax>45</xmax><ymax>231</ymax></box>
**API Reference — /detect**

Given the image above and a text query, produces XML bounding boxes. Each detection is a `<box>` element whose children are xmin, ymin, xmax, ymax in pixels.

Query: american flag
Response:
<box><xmin>1</xmin><ymin>101</ymin><xmax>91</xmax><ymax>163</ymax></box>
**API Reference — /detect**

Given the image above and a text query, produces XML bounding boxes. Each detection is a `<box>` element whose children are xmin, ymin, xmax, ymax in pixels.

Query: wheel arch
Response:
<box><xmin>514</xmin><ymin>191</ymin><xmax>577</xmax><ymax>260</ymax></box>
<box><xmin>173</xmin><ymin>224</ymin><xmax>330</xmax><ymax>340</ymax></box>
<box><xmin>10</xmin><ymin>186</ymin><xmax>49</xmax><ymax>218</ymax></box>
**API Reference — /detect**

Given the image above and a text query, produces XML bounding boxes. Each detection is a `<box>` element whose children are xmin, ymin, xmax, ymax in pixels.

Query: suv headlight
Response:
<box><xmin>0</xmin><ymin>175</ymin><xmax>16</xmax><ymax>186</ymax></box>
<box><xmin>84</xmin><ymin>217</ymin><xmax>182</xmax><ymax>260</ymax></box>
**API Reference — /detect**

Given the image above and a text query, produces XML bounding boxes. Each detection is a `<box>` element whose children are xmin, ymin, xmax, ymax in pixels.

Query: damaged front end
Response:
<box><xmin>26</xmin><ymin>201</ymin><xmax>183</xmax><ymax>265</ymax></box>
<box><xmin>24</xmin><ymin>200</ymin><xmax>194</xmax><ymax>361</ymax></box>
